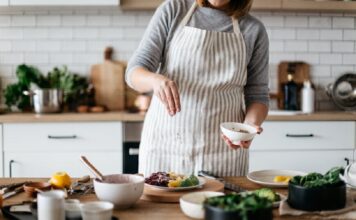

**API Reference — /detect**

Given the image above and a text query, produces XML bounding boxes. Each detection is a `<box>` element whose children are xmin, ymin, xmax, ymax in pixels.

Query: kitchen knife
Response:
<box><xmin>3</xmin><ymin>187</ymin><xmax>24</xmax><ymax>199</ymax></box>
<box><xmin>198</xmin><ymin>170</ymin><xmax>247</xmax><ymax>193</ymax></box>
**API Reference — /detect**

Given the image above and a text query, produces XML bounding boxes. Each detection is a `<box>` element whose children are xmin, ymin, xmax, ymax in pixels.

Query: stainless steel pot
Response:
<box><xmin>326</xmin><ymin>73</ymin><xmax>356</xmax><ymax>111</ymax></box>
<box><xmin>24</xmin><ymin>89</ymin><xmax>63</xmax><ymax>114</ymax></box>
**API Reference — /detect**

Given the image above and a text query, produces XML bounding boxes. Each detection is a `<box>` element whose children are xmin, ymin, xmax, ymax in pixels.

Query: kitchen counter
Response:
<box><xmin>0</xmin><ymin>177</ymin><xmax>327</xmax><ymax>220</ymax></box>
<box><xmin>0</xmin><ymin>111</ymin><xmax>354</xmax><ymax>123</ymax></box>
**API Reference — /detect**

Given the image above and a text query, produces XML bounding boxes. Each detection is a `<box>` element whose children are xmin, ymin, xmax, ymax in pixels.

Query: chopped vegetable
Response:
<box><xmin>145</xmin><ymin>172</ymin><xmax>200</xmax><ymax>188</ymax></box>
<box><xmin>273</xmin><ymin>175</ymin><xmax>292</xmax><ymax>183</ymax></box>
<box><xmin>254</xmin><ymin>188</ymin><xmax>280</xmax><ymax>203</ymax></box>
<box><xmin>290</xmin><ymin>167</ymin><xmax>344</xmax><ymax>188</ymax></box>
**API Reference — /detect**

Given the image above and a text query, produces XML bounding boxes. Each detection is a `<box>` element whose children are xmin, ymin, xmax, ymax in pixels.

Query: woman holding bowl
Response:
<box><xmin>126</xmin><ymin>0</ymin><xmax>269</xmax><ymax>177</ymax></box>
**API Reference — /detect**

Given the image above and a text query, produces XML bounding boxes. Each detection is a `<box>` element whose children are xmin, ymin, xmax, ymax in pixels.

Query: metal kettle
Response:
<box><xmin>326</xmin><ymin>73</ymin><xmax>356</xmax><ymax>111</ymax></box>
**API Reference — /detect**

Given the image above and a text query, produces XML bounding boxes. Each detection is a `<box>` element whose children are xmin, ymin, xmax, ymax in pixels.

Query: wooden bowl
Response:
<box><xmin>23</xmin><ymin>182</ymin><xmax>52</xmax><ymax>198</ymax></box>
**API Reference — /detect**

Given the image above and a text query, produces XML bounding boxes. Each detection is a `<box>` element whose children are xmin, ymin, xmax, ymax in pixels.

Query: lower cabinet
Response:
<box><xmin>3</xmin><ymin>122</ymin><xmax>123</xmax><ymax>178</ymax></box>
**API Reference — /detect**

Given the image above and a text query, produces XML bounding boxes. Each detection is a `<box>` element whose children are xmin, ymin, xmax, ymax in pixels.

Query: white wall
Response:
<box><xmin>0</xmin><ymin>8</ymin><xmax>355</xmax><ymax>110</ymax></box>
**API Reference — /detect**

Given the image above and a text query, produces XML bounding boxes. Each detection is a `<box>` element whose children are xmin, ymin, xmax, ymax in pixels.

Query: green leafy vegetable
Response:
<box><xmin>290</xmin><ymin>167</ymin><xmax>344</xmax><ymax>188</ymax></box>
<box><xmin>254</xmin><ymin>188</ymin><xmax>280</xmax><ymax>203</ymax></box>
<box><xmin>180</xmin><ymin>175</ymin><xmax>199</xmax><ymax>187</ymax></box>
<box><xmin>205</xmin><ymin>193</ymin><xmax>272</xmax><ymax>220</ymax></box>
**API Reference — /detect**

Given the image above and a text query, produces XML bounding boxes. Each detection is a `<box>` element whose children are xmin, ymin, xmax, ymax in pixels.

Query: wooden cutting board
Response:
<box><xmin>141</xmin><ymin>178</ymin><xmax>224</xmax><ymax>203</ymax></box>
<box><xmin>91</xmin><ymin>47</ymin><xmax>126</xmax><ymax>111</ymax></box>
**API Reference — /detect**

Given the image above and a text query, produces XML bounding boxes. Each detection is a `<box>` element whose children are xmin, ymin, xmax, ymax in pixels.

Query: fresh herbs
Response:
<box><xmin>205</xmin><ymin>193</ymin><xmax>272</xmax><ymax>220</ymax></box>
<box><xmin>4</xmin><ymin>64</ymin><xmax>89</xmax><ymax>111</ymax></box>
<box><xmin>253</xmin><ymin>188</ymin><xmax>280</xmax><ymax>203</ymax></box>
<box><xmin>290</xmin><ymin>167</ymin><xmax>344</xmax><ymax>188</ymax></box>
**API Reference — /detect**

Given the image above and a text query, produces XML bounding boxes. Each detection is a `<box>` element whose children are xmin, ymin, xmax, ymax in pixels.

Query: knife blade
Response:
<box><xmin>3</xmin><ymin>186</ymin><xmax>24</xmax><ymax>199</ymax></box>
<box><xmin>198</xmin><ymin>170</ymin><xmax>247</xmax><ymax>193</ymax></box>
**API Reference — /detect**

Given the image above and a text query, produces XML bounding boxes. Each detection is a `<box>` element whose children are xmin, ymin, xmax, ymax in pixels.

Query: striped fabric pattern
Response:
<box><xmin>139</xmin><ymin>2</ymin><xmax>248</xmax><ymax>177</ymax></box>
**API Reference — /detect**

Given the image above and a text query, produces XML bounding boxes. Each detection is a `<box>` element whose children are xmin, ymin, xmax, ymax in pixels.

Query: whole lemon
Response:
<box><xmin>49</xmin><ymin>172</ymin><xmax>72</xmax><ymax>189</ymax></box>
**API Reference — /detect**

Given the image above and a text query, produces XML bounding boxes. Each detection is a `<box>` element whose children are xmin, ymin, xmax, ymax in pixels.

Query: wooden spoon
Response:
<box><xmin>80</xmin><ymin>156</ymin><xmax>104</xmax><ymax>181</ymax></box>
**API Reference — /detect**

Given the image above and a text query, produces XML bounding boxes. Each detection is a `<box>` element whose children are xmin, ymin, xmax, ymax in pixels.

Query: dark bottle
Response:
<box><xmin>284</xmin><ymin>73</ymin><xmax>298</xmax><ymax>110</ymax></box>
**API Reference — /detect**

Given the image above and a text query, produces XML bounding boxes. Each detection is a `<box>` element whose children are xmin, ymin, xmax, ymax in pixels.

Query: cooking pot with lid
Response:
<box><xmin>326</xmin><ymin>73</ymin><xmax>356</xmax><ymax>111</ymax></box>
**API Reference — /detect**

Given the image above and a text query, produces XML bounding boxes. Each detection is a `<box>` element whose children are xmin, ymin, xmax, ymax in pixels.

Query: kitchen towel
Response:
<box><xmin>279</xmin><ymin>191</ymin><xmax>356</xmax><ymax>219</ymax></box>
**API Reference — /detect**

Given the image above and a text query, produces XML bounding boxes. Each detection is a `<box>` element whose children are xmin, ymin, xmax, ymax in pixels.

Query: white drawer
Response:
<box><xmin>250</xmin><ymin>150</ymin><xmax>353</xmax><ymax>173</ymax></box>
<box><xmin>252</xmin><ymin>121</ymin><xmax>355</xmax><ymax>150</ymax></box>
<box><xmin>4</xmin><ymin>122</ymin><xmax>122</xmax><ymax>152</ymax></box>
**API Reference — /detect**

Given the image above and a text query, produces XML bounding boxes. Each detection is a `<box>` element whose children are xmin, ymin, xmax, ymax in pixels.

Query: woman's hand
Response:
<box><xmin>222</xmin><ymin>126</ymin><xmax>263</xmax><ymax>150</ymax></box>
<box><xmin>151</xmin><ymin>74</ymin><xmax>181</xmax><ymax>116</ymax></box>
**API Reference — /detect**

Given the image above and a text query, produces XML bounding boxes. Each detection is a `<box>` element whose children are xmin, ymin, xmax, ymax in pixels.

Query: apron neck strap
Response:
<box><xmin>179</xmin><ymin>2</ymin><xmax>241</xmax><ymax>35</ymax></box>
<box><xmin>179</xmin><ymin>2</ymin><xmax>198</xmax><ymax>28</ymax></box>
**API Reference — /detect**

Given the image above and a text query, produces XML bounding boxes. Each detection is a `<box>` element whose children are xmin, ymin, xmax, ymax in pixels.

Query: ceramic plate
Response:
<box><xmin>247</xmin><ymin>170</ymin><xmax>307</xmax><ymax>188</ymax></box>
<box><xmin>273</xmin><ymin>193</ymin><xmax>287</xmax><ymax>208</ymax></box>
<box><xmin>145</xmin><ymin>177</ymin><xmax>206</xmax><ymax>191</ymax></box>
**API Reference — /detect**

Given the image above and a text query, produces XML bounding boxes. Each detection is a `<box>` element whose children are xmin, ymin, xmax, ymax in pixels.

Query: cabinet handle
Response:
<box><xmin>129</xmin><ymin>148</ymin><xmax>139</xmax><ymax>156</ymax></box>
<box><xmin>345</xmin><ymin>158</ymin><xmax>350</xmax><ymax>166</ymax></box>
<box><xmin>9</xmin><ymin>160</ymin><xmax>15</xmax><ymax>178</ymax></box>
<box><xmin>48</xmin><ymin>135</ymin><xmax>77</xmax><ymax>139</ymax></box>
<box><xmin>286</xmin><ymin>134</ymin><xmax>314</xmax><ymax>138</ymax></box>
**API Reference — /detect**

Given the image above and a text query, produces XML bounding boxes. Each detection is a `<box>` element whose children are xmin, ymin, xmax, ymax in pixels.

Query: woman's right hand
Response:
<box><xmin>151</xmin><ymin>74</ymin><xmax>181</xmax><ymax>116</ymax></box>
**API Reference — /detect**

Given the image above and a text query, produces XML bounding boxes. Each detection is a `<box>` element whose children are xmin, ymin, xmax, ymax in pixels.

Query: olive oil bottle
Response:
<box><xmin>284</xmin><ymin>73</ymin><xmax>298</xmax><ymax>110</ymax></box>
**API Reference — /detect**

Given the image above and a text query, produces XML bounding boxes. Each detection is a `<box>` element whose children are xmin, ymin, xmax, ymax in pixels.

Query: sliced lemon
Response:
<box><xmin>274</xmin><ymin>175</ymin><xmax>292</xmax><ymax>183</ymax></box>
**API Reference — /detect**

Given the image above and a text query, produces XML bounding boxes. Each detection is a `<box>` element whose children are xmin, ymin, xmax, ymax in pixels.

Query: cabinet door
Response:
<box><xmin>249</xmin><ymin>150</ymin><xmax>353</xmax><ymax>174</ymax></box>
<box><xmin>4</xmin><ymin>152</ymin><xmax>122</xmax><ymax>178</ymax></box>
<box><xmin>252</xmin><ymin>0</ymin><xmax>282</xmax><ymax>10</ymax></box>
<box><xmin>0</xmin><ymin>0</ymin><xmax>8</xmax><ymax>6</ymax></box>
<box><xmin>10</xmin><ymin>0</ymin><xmax>118</xmax><ymax>6</ymax></box>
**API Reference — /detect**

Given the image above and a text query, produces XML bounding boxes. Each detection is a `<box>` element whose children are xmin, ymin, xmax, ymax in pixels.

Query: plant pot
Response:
<box><xmin>204</xmin><ymin>204</ymin><xmax>273</xmax><ymax>220</ymax></box>
<box><xmin>288</xmin><ymin>181</ymin><xmax>346</xmax><ymax>211</ymax></box>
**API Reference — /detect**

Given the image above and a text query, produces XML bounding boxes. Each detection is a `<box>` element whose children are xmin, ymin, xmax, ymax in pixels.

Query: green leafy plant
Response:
<box><xmin>290</xmin><ymin>167</ymin><xmax>344</xmax><ymax>188</ymax></box>
<box><xmin>4</xmin><ymin>64</ymin><xmax>89</xmax><ymax>111</ymax></box>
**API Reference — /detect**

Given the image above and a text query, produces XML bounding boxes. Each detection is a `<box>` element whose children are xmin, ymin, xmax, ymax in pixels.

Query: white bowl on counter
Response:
<box><xmin>81</xmin><ymin>201</ymin><xmax>114</xmax><ymax>220</ymax></box>
<box><xmin>180</xmin><ymin>191</ymin><xmax>225</xmax><ymax>219</ymax></box>
<box><xmin>93</xmin><ymin>174</ymin><xmax>145</xmax><ymax>209</ymax></box>
<box><xmin>220</xmin><ymin>122</ymin><xmax>258</xmax><ymax>144</ymax></box>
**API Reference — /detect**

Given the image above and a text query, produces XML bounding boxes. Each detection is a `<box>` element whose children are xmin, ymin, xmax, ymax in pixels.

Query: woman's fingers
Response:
<box><xmin>170</xmin><ymin>83</ymin><xmax>181</xmax><ymax>112</ymax></box>
<box><xmin>163</xmin><ymin>85</ymin><xmax>176</xmax><ymax>115</ymax></box>
<box><xmin>221</xmin><ymin>134</ymin><xmax>241</xmax><ymax>150</ymax></box>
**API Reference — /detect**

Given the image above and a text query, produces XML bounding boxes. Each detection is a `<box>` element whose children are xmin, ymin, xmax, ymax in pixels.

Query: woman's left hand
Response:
<box><xmin>222</xmin><ymin>125</ymin><xmax>263</xmax><ymax>150</ymax></box>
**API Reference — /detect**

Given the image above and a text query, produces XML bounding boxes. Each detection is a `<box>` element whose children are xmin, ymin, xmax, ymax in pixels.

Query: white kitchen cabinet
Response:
<box><xmin>10</xmin><ymin>0</ymin><xmax>118</xmax><ymax>6</ymax></box>
<box><xmin>0</xmin><ymin>0</ymin><xmax>8</xmax><ymax>6</ymax></box>
<box><xmin>4</xmin><ymin>152</ymin><xmax>122</xmax><ymax>178</ymax></box>
<box><xmin>250</xmin><ymin>121</ymin><xmax>356</xmax><ymax>173</ymax></box>
<box><xmin>3</xmin><ymin>122</ymin><xmax>123</xmax><ymax>177</ymax></box>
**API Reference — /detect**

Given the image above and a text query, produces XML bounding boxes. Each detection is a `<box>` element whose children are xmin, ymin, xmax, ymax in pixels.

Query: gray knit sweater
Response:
<box><xmin>126</xmin><ymin>0</ymin><xmax>269</xmax><ymax>107</ymax></box>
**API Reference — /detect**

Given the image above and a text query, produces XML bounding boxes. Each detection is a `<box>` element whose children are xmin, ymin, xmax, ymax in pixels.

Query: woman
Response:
<box><xmin>126</xmin><ymin>0</ymin><xmax>269</xmax><ymax>177</ymax></box>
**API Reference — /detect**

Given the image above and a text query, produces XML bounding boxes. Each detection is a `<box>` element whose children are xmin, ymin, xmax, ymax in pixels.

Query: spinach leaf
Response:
<box><xmin>290</xmin><ymin>167</ymin><xmax>344</xmax><ymax>188</ymax></box>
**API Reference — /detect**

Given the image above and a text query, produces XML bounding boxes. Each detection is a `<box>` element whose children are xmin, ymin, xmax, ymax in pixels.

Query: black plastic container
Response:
<box><xmin>288</xmin><ymin>181</ymin><xmax>346</xmax><ymax>211</ymax></box>
<box><xmin>204</xmin><ymin>204</ymin><xmax>273</xmax><ymax>220</ymax></box>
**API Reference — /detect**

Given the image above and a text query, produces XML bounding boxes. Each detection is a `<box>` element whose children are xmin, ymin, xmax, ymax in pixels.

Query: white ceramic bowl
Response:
<box><xmin>179</xmin><ymin>191</ymin><xmax>225</xmax><ymax>219</ymax></box>
<box><xmin>93</xmin><ymin>174</ymin><xmax>145</xmax><ymax>209</ymax></box>
<box><xmin>65</xmin><ymin>199</ymin><xmax>81</xmax><ymax>219</ymax></box>
<box><xmin>220</xmin><ymin>122</ymin><xmax>258</xmax><ymax>144</ymax></box>
<box><xmin>81</xmin><ymin>201</ymin><xmax>113</xmax><ymax>220</ymax></box>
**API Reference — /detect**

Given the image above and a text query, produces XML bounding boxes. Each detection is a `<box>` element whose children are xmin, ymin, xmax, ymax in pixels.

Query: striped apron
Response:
<box><xmin>139</xmin><ymin>2</ymin><xmax>248</xmax><ymax>177</ymax></box>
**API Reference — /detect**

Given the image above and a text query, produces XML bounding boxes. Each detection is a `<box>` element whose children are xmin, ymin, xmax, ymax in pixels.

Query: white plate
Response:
<box><xmin>247</xmin><ymin>170</ymin><xmax>307</xmax><ymax>188</ymax></box>
<box><xmin>145</xmin><ymin>177</ymin><xmax>206</xmax><ymax>191</ymax></box>
<box><xmin>273</xmin><ymin>193</ymin><xmax>286</xmax><ymax>208</ymax></box>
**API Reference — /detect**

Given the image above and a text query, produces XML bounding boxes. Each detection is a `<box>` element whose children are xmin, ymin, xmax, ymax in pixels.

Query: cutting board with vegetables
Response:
<box><xmin>91</xmin><ymin>47</ymin><xmax>126</xmax><ymax>111</ymax></box>
<box><xmin>141</xmin><ymin>178</ymin><xmax>224</xmax><ymax>203</ymax></box>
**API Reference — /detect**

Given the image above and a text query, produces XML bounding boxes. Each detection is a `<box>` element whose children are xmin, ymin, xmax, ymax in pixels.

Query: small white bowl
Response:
<box><xmin>65</xmin><ymin>199</ymin><xmax>81</xmax><ymax>219</ymax></box>
<box><xmin>220</xmin><ymin>122</ymin><xmax>258</xmax><ymax>144</ymax></box>
<box><xmin>81</xmin><ymin>201</ymin><xmax>113</xmax><ymax>220</ymax></box>
<box><xmin>94</xmin><ymin>174</ymin><xmax>144</xmax><ymax>209</ymax></box>
<box><xmin>180</xmin><ymin>191</ymin><xmax>225</xmax><ymax>219</ymax></box>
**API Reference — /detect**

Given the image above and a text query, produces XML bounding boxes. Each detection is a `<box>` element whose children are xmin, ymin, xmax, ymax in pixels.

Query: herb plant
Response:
<box><xmin>290</xmin><ymin>167</ymin><xmax>344</xmax><ymax>188</ymax></box>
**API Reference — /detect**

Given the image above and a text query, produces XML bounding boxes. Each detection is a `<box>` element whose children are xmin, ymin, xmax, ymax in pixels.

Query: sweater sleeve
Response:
<box><xmin>244</xmin><ymin>20</ymin><xmax>270</xmax><ymax>108</ymax></box>
<box><xmin>125</xmin><ymin>0</ymin><xmax>175</xmax><ymax>88</ymax></box>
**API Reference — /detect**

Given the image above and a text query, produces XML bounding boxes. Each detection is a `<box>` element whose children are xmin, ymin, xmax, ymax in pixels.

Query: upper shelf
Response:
<box><xmin>121</xmin><ymin>0</ymin><xmax>356</xmax><ymax>12</ymax></box>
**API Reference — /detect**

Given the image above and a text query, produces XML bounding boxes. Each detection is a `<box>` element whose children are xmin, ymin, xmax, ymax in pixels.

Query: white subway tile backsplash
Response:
<box><xmin>344</xmin><ymin>30</ymin><xmax>356</xmax><ymax>40</ymax></box>
<box><xmin>37</xmin><ymin>15</ymin><xmax>61</xmax><ymax>26</ymax></box>
<box><xmin>309</xmin><ymin>17</ymin><xmax>332</xmax><ymax>28</ymax></box>
<box><xmin>271</xmin><ymin>29</ymin><xmax>296</xmax><ymax>40</ymax></box>
<box><xmin>62</xmin><ymin>15</ymin><xmax>86</xmax><ymax>26</ymax></box>
<box><xmin>332</xmin><ymin>41</ymin><xmax>354</xmax><ymax>53</ymax></box>
<box><xmin>285</xmin><ymin>16</ymin><xmax>308</xmax><ymax>27</ymax></box>
<box><xmin>320</xmin><ymin>30</ymin><xmax>343</xmax><ymax>40</ymax></box>
<box><xmin>308</xmin><ymin>41</ymin><xmax>331</xmax><ymax>52</ymax></box>
<box><xmin>296</xmin><ymin>29</ymin><xmax>319</xmax><ymax>40</ymax></box>
<box><xmin>11</xmin><ymin>16</ymin><xmax>36</xmax><ymax>27</ymax></box>
<box><xmin>0</xmin><ymin>10</ymin><xmax>354</xmax><ymax>111</ymax></box>
<box><xmin>320</xmin><ymin>53</ymin><xmax>342</xmax><ymax>65</ymax></box>
<box><xmin>285</xmin><ymin>41</ymin><xmax>308</xmax><ymax>52</ymax></box>
<box><xmin>332</xmin><ymin>17</ymin><xmax>355</xmax><ymax>29</ymax></box>
<box><xmin>0</xmin><ymin>41</ymin><xmax>11</xmax><ymax>52</ymax></box>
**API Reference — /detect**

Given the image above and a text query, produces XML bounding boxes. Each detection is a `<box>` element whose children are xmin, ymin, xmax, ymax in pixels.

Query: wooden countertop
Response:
<box><xmin>0</xmin><ymin>111</ymin><xmax>354</xmax><ymax>123</ymax></box>
<box><xmin>0</xmin><ymin>177</ymin><xmax>313</xmax><ymax>220</ymax></box>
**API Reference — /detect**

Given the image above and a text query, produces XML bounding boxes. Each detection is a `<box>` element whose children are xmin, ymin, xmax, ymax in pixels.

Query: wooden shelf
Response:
<box><xmin>120</xmin><ymin>0</ymin><xmax>356</xmax><ymax>12</ymax></box>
